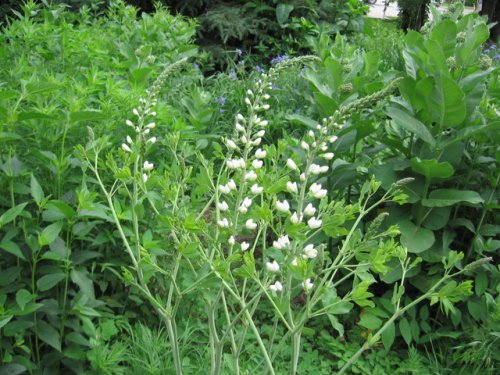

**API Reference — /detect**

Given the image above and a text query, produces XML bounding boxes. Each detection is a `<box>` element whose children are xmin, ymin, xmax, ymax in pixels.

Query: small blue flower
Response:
<box><xmin>220</xmin><ymin>96</ymin><xmax>226</xmax><ymax>106</ymax></box>
<box><xmin>271</xmin><ymin>54</ymin><xmax>289</xmax><ymax>65</ymax></box>
<box><xmin>228</xmin><ymin>71</ymin><xmax>237</xmax><ymax>80</ymax></box>
<box><xmin>494</xmin><ymin>54</ymin><xmax>500</xmax><ymax>60</ymax></box>
<box><xmin>255</xmin><ymin>65</ymin><xmax>263</xmax><ymax>73</ymax></box>
<box><xmin>236</xmin><ymin>48</ymin><xmax>243</xmax><ymax>56</ymax></box>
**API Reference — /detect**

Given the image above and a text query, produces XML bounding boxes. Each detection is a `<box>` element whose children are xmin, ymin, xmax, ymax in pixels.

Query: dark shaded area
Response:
<box><xmin>397</xmin><ymin>0</ymin><xmax>431</xmax><ymax>31</ymax></box>
<box><xmin>480</xmin><ymin>0</ymin><xmax>499</xmax><ymax>41</ymax></box>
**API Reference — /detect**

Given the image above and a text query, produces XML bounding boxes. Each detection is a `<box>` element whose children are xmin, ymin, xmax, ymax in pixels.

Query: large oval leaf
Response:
<box><xmin>422</xmin><ymin>189</ymin><xmax>484</xmax><ymax>207</ymax></box>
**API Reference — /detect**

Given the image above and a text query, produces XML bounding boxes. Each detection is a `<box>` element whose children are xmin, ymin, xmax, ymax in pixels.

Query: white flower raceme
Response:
<box><xmin>303</xmin><ymin>203</ymin><xmax>316</xmax><ymax>217</ymax></box>
<box><xmin>321</xmin><ymin>153</ymin><xmax>335</xmax><ymax>160</ymax></box>
<box><xmin>252</xmin><ymin>159</ymin><xmax>263</xmax><ymax>169</ymax></box>
<box><xmin>244</xmin><ymin>170</ymin><xmax>258</xmax><ymax>181</ymax></box>
<box><xmin>250</xmin><ymin>184</ymin><xmax>264</xmax><ymax>194</ymax></box>
<box><xmin>286</xmin><ymin>181</ymin><xmax>298</xmax><ymax>194</ymax></box>
<box><xmin>143</xmin><ymin>161</ymin><xmax>154</xmax><ymax>171</ymax></box>
<box><xmin>228</xmin><ymin>236</ymin><xmax>235</xmax><ymax>245</ymax></box>
<box><xmin>273</xmin><ymin>235</ymin><xmax>290</xmax><ymax>250</ymax></box>
<box><xmin>245</xmin><ymin>219</ymin><xmax>257</xmax><ymax>230</ymax></box>
<box><xmin>241</xmin><ymin>242</ymin><xmax>250</xmax><ymax>251</ymax></box>
<box><xmin>266</xmin><ymin>260</ymin><xmax>280</xmax><ymax>273</ymax></box>
<box><xmin>308</xmin><ymin>217</ymin><xmax>322</xmax><ymax>229</ymax></box>
<box><xmin>217</xmin><ymin>218</ymin><xmax>230</xmax><ymax>228</ymax></box>
<box><xmin>121</xmin><ymin>143</ymin><xmax>132</xmax><ymax>153</ymax></box>
<box><xmin>286</xmin><ymin>159</ymin><xmax>298</xmax><ymax>171</ymax></box>
<box><xmin>303</xmin><ymin>244</ymin><xmax>318</xmax><ymax>259</ymax></box>
<box><xmin>255</xmin><ymin>148</ymin><xmax>266</xmax><ymax>159</ymax></box>
<box><xmin>276</xmin><ymin>200</ymin><xmax>290</xmax><ymax>213</ymax></box>
<box><xmin>269</xmin><ymin>281</ymin><xmax>283</xmax><ymax>292</ymax></box>
<box><xmin>303</xmin><ymin>278</ymin><xmax>314</xmax><ymax>291</ymax></box>
<box><xmin>217</xmin><ymin>201</ymin><xmax>229</xmax><ymax>211</ymax></box>
<box><xmin>290</xmin><ymin>212</ymin><xmax>302</xmax><ymax>224</ymax></box>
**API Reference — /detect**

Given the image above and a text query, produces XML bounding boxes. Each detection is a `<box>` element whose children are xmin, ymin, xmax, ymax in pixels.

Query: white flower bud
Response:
<box><xmin>252</xmin><ymin>137</ymin><xmax>262</xmax><ymax>146</ymax></box>
<box><xmin>247</xmin><ymin>89</ymin><xmax>254</xmax><ymax>97</ymax></box>
<box><xmin>321</xmin><ymin>153</ymin><xmax>335</xmax><ymax>160</ymax></box>
<box><xmin>329</xmin><ymin>135</ymin><xmax>338</xmax><ymax>143</ymax></box>
<box><xmin>126</xmin><ymin>120</ymin><xmax>134</xmax><ymax>127</ymax></box>
<box><xmin>303</xmin><ymin>203</ymin><xmax>316</xmax><ymax>217</ymax></box>
<box><xmin>226</xmin><ymin>139</ymin><xmax>238</xmax><ymax>150</ymax></box>
<box><xmin>309</xmin><ymin>164</ymin><xmax>321</xmax><ymax>175</ymax></box>
<box><xmin>229</xmin><ymin>236</ymin><xmax>235</xmax><ymax>245</ymax></box>
<box><xmin>240</xmin><ymin>135</ymin><xmax>248</xmax><ymax>144</ymax></box>
<box><xmin>143</xmin><ymin>128</ymin><xmax>150</xmax><ymax>135</ymax></box>
<box><xmin>258</xmin><ymin>120</ymin><xmax>268</xmax><ymax>127</ymax></box>
<box><xmin>148</xmin><ymin>137</ymin><xmax>157</xmax><ymax>144</ymax></box>
<box><xmin>143</xmin><ymin>161</ymin><xmax>154</xmax><ymax>171</ymax></box>
<box><xmin>290</xmin><ymin>212</ymin><xmax>301</xmax><ymax>224</ymax></box>
<box><xmin>126</xmin><ymin>135</ymin><xmax>133</xmax><ymax>144</ymax></box>
<box><xmin>300</xmin><ymin>173</ymin><xmax>306</xmax><ymax>182</ymax></box>
<box><xmin>250</xmin><ymin>184</ymin><xmax>263</xmax><ymax>194</ymax></box>
<box><xmin>227</xmin><ymin>179</ymin><xmax>237</xmax><ymax>190</ymax></box>
<box><xmin>246</xmin><ymin>219</ymin><xmax>257</xmax><ymax>230</ymax></box>
<box><xmin>150</xmin><ymin>112</ymin><xmax>157</xmax><ymax>117</ymax></box>
<box><xmin>238</xmin><ymin>205</ymin><xmax>248</xmax><ymax>214</ymax></box>
<box><xmin>236</xmin><ymin>123</ymin><xmax>245</xmax><ymax>132</ymax></box>
<box><xmin>276</xmin><ymin>200</ymin><xmax>290</xmax><ymax>213</ymax></box>
<box><xmin>219</xmin><ymin>185</ymin><xmax>231</xmax><ymax>194</ymax></box>
<box><xmin>307</xmin><ymin>217</ymin><xmax>322</xmax><ymax>229</ymax></box>
<box><xmin>255</xmin><ymin>130</ymin><xmax>265</xmax><ymax>138</ymax></box>
<box><xmin>286</xmin><ymin>159</ymin><xmax>298</xmax><ymax>171</ymax></box>
<box><xmin>308</xmin><ymin>130</ymin><xmax>315</xmax><ymax>137</ymax></box>
<box><xmin>303</xmin><ymin>278</ymin><xmax>314</xmax><ymax>291</ymax></box>
<box><xmin>301</xmin><ymin>141</ymin><xmax>309</xmax><ymax>150</ymax></box>
<box><xmin>291</xmin><ymin>258</ymin><xmax>298</xmax><ymax>266</ymax></box>
<box><xmin>319</xmin><ymin>166</ymin><xmax>329</xmax><ymax>173</ymax></box>
<box><xmin>245</xmin><ymin>97</ymin><xmax>251</xmax><ymax>105</ymax></box>
<box><xmin>241</xmin><ymin>242</ymin><xmax>250</xmax><ymax>251</ymax></box>
<box><xmin>272</xmin><ymin>235</ymin><xmax>290</xmax><ymax>250</ymax></box>
<box><xmin>236</xmin><ymin>114</ymin><xmax>245</xmax><ymax>122</ymax></box>
<box><xmin>255</xmin><ymin>148</ymin><xmax>267</xmax><ymax>159</ymax></box>
<box><xmin>121</xmin><ymin>143</ymin><xmax>132</xmax><ymax>153</ymax></box>
<box><xmin>266</xmin><ymin>260</ymin><xmax>280</xmax><ymax>273</ymax></box>
<box><xmin>286</xmin><ymin>181</ymin><xmax>298</xmax><ymax>194</ymax></box>
<box><xmin>217</xmin><ymin>218</ymin><xmax>230</xmax><ymax>228</ymax></box>
<box><xmin>132</xmin><ymin>108</ymin><xmax>139</xmax><ymax>116</ymax></box>
<box><xmin>244</xmin><ymin>170</ymin><xmax>258</xmax><ymax>181</ymax></box>
<box><xmin>146</xmin><ymin>123</ymin><xmax>156</xmax><ymax>129</ymax></box>
<box><xmin>142</xmin><ymin>173</ymin><xmax>148</xmax><ymax>183</ymax></box>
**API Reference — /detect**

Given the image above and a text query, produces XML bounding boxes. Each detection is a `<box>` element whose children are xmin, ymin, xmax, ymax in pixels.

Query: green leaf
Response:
<box><xmin>39</xmin><ymin>221</ymin><xmax>64</xmax><ymax>247</ymax></box>
<box><xmin>399</xmin><ymin>318</ymin><xmax>412</xmax><ymax>345</ymax></box>
<box><xmin>276</xmin><ymin>3</ymin><xmax>294</xmax><ymax>26</ymax></box>
<box><xmin>0</xmin><ymin>202</ymin><xmax>28</xmax><ymax>228</ymax></box>
<box><xmin>422</xmin><ymin>189</ymin><xmax>484</xmax><ymax>207</ymax></box>
<box><xmin>429</xmin><ymin>73</ymin><xmax>466</xmax><ymax>127</ymax></box>
<box><xmin>327</xmin><ymin>314</ymin><xmax>344</xmax><ymax>337</ymax></box>
<box><xmin>358</xmin><ymin>313</ymin><xmax>382</xmax><ymax>330</ymax></box>
<box><xmin>16</xmin><ymin>289</ymin><xmax>33</xmax><ymax>311</ymax></box>
<box><xmin>474</xmin><ymin>272</ymin><xmax>488</xmax><ymax>296</ymax></box>
<box><xmin>25</xmin><ymin>82</ymin><xmax>60</xmax><ymax>96</ymax></box>
<box><xmin>0</xmin><ymin>240</ymin><xmax>26</xmax><ymax>260</ymax></box>
<box><xmin>381</xmin><ymin>322</ymin><xmax>395</xmax><ymax>351</ymax></box>
<box><xmin>70</xmin><ymin>269</ymin><xmax>95</xmax><ymax>300</ymax></box>
<box><xmin>30</xmin><ymin>174</ymin><xmax>45</xmax><ymax>205</ymax></box>
<box><xmin>69</xmin><ymin>111</ymin><xmax>107</xmax><ymax>123</ymax></box>
<box><xmin>410</xmin><ymin>158</ymin><xmax>454</xmax><ymax>179</ymax></box>
<box><xmin>37</xmin><ymin>321</ymin><xmax>61</xmax><ymax>352</ymax></box>
<box><xmin>0</xmin><ymin>363</ymin><xmax>27</xmax><ymax>375</ymax></box>
<box><xmin>0</xmin><ymin>316</ymin><xmax>13</xmax><ymax>330</ymax></box>
<box><xmin>386</xmin><ymin>107</ymin><xmax>435</xmax><ymax>146</ymax></box>
<box><xmin>37</xmin><ymin>273</ymin><xmax>66</xmax><ymax>291</ymax></box>
<box><xmin>398</xmin><ymin>220</ymin><xmax>435</xmax><ymax>253</ymax></box>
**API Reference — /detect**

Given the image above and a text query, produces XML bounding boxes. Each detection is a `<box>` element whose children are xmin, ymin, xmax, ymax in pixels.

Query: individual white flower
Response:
<box><xmin>150</xmin><ymin>111</ymin><xmax>157</xmax><ymax>117</ymax></box>
<box><xmin>314</xmin><ymin>189</ymin><xmax>327</xmax><ymax>199</ymax></box>
<box><xmin>217</xmin><ymin>201</ymin><xmax>229</xmax><ymax>211</ymax></box>
<box><xmin>321</xmin><ymin>153</ymin><xmax>335</xmax><ymax>160</ymax></box>
<box><xmin>143</xmin><ymin>128</ymin><xmax>150</xmax><ymax>135</ymax></box>
<box><xmin>244</xmin><ymin>170</ymin><xmax>258</xmax><ymax>181</ymax></box>
<box><xmin>286</xmin><ymin>181</ymin><xmax>298</xmax><ymax>194</ymax></box>
<box><xmin>241</xmin><ymin>242</ymin><xmax>250</xmax><ymax>251</ymax></box>
<box><xmin>238</xmin><ymin>205</ymin><xmax>248</xmax><ymax>214</ymax></box>
<box><xmin>301</xmin><ymin>141</ymin><xmax>309</xmax><ymax>150</ymax></box>
<box><xmin>240</xmin><ymin>135</ymin><xmax>248</xmax><ymax>144</ymax></box>
<box><xmin>309</xmin><ymin>183</ymin><xmax>322</xmax><ymax>195</ymax></box>
<box><xmin>255</xmin><ymin>148</ymin><xmax>267</xmax><ymax>159</ymax></box>
<box><xmin>247</xmin><ymin>89</ymin><xmax>254</xmax><ymax>97</ymax></box>
<box><xmin>290</xmin><ymin>212</ymin><xmax>302</xmax><ymax>224</ymax></box>
<box><xmin>219</xmin><ymin>184</ymin><xmax>231</xmax><ymax>194</ymax></box>
<box><xmin>260</xmin><ymin>104</ymin><xmax>270</xmax><ymax>110</ymax></box>
<box><xmin>303</xmin><ymin>278</ymin><xmax>314</xmax><ymax>291</ymax></box>
<box><xmin>229</xmin><ymin>236</ymin><xmax>235</xmax><ymax>245</ymax></box>
<box><xmin>303</xmin><ymin>203</ymin><xmax>316</xmax><ymax>217</ymax></box>
<box><xmin>126</xmin><ymin>135</ymin><xmax>133</xmax><ymax>144</ymax></box>
<box><xmin>217</xmin><ymin>218</ymin><xmax>230</xmax><ymax>228</ymax></box>
<box><xmin>320</xmin><ymin>144</ymin><xmax>328</xmax><ymax>151</ymax></box>
<box><xmin>308</xmin><ymin>217</ymin><xmax>322</xmax><ymax>229</ymax></box>
<box><xmin>291</xmin><ymin>258</ymin><xmax>298</xmax><ymax>266</ymax></box>
<box><xmin>132</xmin><ymin>108</ymin><xmax>139</xmax><ymax>116</ymax></box>
<box><xmin>245</xmin><ymin>97</ymin><xmax>251</xmax><ymax>105</ymax></box>
<box><xmin>269</xmin><ymin>281</ymin><xmax>283</xmax><ymax>293</ymax></box>
<box><xmin>273</xmin><ymin>235</ymin><xmax>290</xmax><ymax>250</ymax></box>
<box><xmin>236</xmin><ymin>123</ymin><xmax>245</xmax><ymax>132</ymax></box>
<box><xmin>308</xmin><ymin>130</ymin><xmax>315</xmax><ymax>137</ymax></box>
<box><xmin>300</xmin><ymin>173</ymin><xmax>306</xmax><ymax>182</ymax></box>
<box><xmin>319</xmin><ymin>166</ymin><xmax>329</xmax><ymax>173</ymax></box>
<box><xmin>303</xmin><ymin>244</ymin><xmax>318</xmax><ymax>259</ymax></box>
<box><xmin>276</xmin><ymin>200</ymin><xmax>290</xmax><ymax>213</ymax></box>
<box><xmin>309</xmin><ymin>164</ymin><xmax>321</xmax><ymax>175</ymax></box>
<box><xmin>142</xmin><ymin>173</ymin><xmax>148</xmax><ymax>183</ymax></box>
<box><xmin>227</xmin><ymin>179</ymin><xmax>237</xmax><ymax>190</ymax></box>
<box><xmin>121</xmin><ymin>143</ymin><xmax>132</xmax><ymax>153</ymax></box>
<box><xmin>258</xmin><ymin>119</ymin><xmax>268</xmax><ymax>127</ymax></box>
<box><xmin>252</xmin><ymin>137</ymin><xmax>262</xmax><ymax>146</ymax></box>
<box><xmin>266</xmin><ymin>260</ymin><xmax>280</xmax><ymax>273</ymax></box>
<box><xmin>252</xmin><ymin>159</ymin><xmax>263</xmax><ymax>169</ymax></box>
<box><xmin>143</xmin><ymin>161</ymin><xmax>154</xmax><ymax>171</ymax></box>
<box><xmin>146</xmin><ymin>122</ymin><xmax>156</xmax><ymax>129</ymax></box>
<box><xmin>250</xmin><ymin>184</ymin><xmax>263</xmax><ymax>194</ymax></box>
<box><xmin>286</xmin><ymin>159</ymin><xmax>298</xmax><ymax>171</ymax></box>
<box><xmin>226</xmin><ymin>139</ymin><xmax>238</xmax><ymax>150</ymax></box>
<box><xmin>126</xmin><ymin>120</ymin><xmax>134</xmax><ymax>127</ymax></box>
<box><xmin>148</xmin><ymin>137</ymin><xmax>157</xmax><ymax>144</ymax></box>
<box><xmin>263</xmin><ymin>94</ymin><xmax>270</xmax><ymax>100</ymax></box>
<box><xmin>242</xmin><ymin>197</ymin><xmax>252</xmax><ymax>208</ymax></box>
<box><xmin>236</xmin><ymin>114</ymin><xmax>245</xmax><ymax>122</ymax></box>
<box><xmin>245</xmin><ymin>219</ymin><xmax>257</xmax><ymax>230</ymax></box>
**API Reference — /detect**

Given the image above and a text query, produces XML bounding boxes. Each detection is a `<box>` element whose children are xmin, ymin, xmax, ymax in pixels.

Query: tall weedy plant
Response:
<box><xmin>78</xmin><ymin>56</ymin><xmax>488</xmax><ymax>374</ymax></box>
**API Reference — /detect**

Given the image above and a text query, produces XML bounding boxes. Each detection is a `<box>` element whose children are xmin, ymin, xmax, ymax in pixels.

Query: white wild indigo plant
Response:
<box><xmin>78</xmin><ymin>56</ymin><xmax>487</xmax><ymax>375</ymax></box>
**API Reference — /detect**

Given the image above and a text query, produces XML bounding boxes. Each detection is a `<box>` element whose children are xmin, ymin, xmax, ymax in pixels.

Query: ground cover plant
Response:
<box><xmin>0</xmin><ymin>1</ymin><xmax>498</xmax><ymax>374</ymax></box>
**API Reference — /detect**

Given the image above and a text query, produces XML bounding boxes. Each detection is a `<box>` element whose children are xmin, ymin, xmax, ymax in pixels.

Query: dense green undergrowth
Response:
<box><xmin>0</xmin><ymin>1</ymin><xmax>498</xmax><ymax>374</ymax></box>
